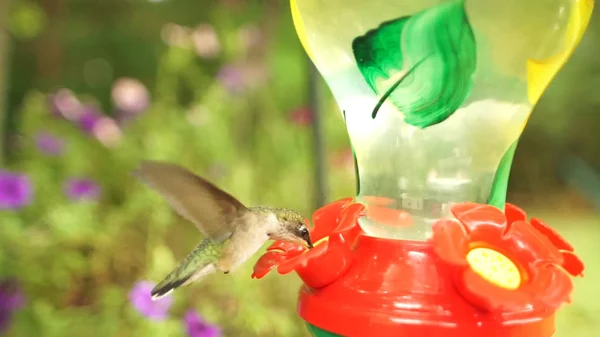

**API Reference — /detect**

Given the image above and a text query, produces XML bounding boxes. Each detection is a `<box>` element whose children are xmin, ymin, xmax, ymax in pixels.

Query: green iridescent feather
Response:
<box><xmin>352</xmin><ymin>0</ymin><xmax>477</xmax><ymax>128</ymax></box>
<box><xmin>151</xmin><ymin>238</ymin><xmax>225</xmax><ymax>298</ymax></box>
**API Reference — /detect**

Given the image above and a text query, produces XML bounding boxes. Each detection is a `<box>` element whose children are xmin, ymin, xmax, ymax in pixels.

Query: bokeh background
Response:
<box><xmin>0</xmin><ymin>0</ymin><xmax>598</xmax><ymax>336</ymax></box>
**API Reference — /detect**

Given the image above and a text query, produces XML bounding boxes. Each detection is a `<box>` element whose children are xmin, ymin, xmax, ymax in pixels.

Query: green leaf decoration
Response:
<box><xmin>487</xmin><ymin>138</ymin><xmax>519</xmax><ymax>209</ymax></box>
<box><xmin>307</xmin><ymin>323</ymin><xmax>343</xmax><ymax>337</ymax></box>
<box><xmin>352</xmin><ymin>0</ymin><xmax>477</xmax><ymax>128</ymax></box>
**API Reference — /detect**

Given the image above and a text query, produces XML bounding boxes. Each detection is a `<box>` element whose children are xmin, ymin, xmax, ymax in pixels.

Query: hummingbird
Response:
<box><xmin>133</xmin><ymin>160</ymin><xmax>313</xmax><ymax>301</ymax></box>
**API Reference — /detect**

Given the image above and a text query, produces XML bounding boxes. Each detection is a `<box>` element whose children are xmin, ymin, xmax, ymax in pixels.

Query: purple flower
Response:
<box><xmin>160</xmin><ymin>23</ymin><xmax>190</xmax><ymax>48</ymax></box>
<box><xmin>237</xmin><ymin>24</ymin><xmax>262</xmax><ymax>52</ymax></box>
<box><xmin>0</xmin><ymin>171</ymin><xmax>33</xmax><ymax>210</ymax></box>
<box><xmin>192</xmin><ymin>24</ymin><xmax>221</xmax><ymax>59</ymax></box>
<box><xmin>0</xmin><ymin>280</ymin><xmax>25</xmax><ymax>334</ymax></box>
<box><xmin>216</xmin><ymin>65</ymin><xmax>245</xmax><ymax>94</ymax></box>
<box><xmin>48</xmin><ymin>88</ymin><xmax>81</xmax><ymax>120</ymax></box>
<box><xmin>35</xmin><ymin>132</ymin><xmax>65</xmax><ymax>156</ymax></box>
<box><xmin>64</xmin><ymin>178</ymin><xmax>101</xmax><ymax>201</ymax></box>
<box><xmin>91</xmin><ymin>117</ymin><xmax>122</xmax><ymax>148</ymax></box>
<box><xmin>111</xmin><ymin>78</ymin><xmax>150</xmax><ymax>116</ymax></box>
<box><xmin>77</xmin><ymin>106</ymin><xmax>103</xmax><ymax>134</ymax></box>
<box><xmin>184</xmin><ymin>310</ymin><xmax>221</xmax><ymax>337</ymax></box>
<box><xmin>128</xmin><ymin>281</ymin><xmax>173</xmax><ymax>321</ymax></box>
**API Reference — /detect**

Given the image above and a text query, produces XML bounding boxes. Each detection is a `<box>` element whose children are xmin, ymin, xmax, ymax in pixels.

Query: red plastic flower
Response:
<box><xmin>362</xmin><ymin>196</ymin><xmax>413</xmax><ymax>227</ymax></box>
<box><xmin>430</xmin><ymin>202</ymin><xmax>584</xmax><ymax>312</ymax></box>
<box><xmin>251</xmin><ymin>240</ymin><xmax>305</xmax><ymax>279</ymax></box>
<box><xmin>252</xmin><ymin>198</ymin><xmax>365</xmax><ymax>288</ymax></box>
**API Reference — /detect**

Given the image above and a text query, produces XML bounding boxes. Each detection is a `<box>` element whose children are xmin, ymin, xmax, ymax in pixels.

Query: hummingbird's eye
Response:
<box><xmin>300</xmin><ymin>227</ymin><xmax>308</xmax><ymax>235</ymax></box>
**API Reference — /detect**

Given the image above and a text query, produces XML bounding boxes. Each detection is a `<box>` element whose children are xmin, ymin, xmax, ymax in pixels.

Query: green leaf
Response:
<box><xmin>352</xmin><ymin>0</ymin><xmax>476</xmax><ymax>128</ymax></box>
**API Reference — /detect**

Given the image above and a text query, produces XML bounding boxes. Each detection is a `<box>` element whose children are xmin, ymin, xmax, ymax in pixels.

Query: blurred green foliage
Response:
<box><xmin>0</xmin><ymin>0</ymin><xmax>598</xmax><ymax>337</ymax></box>
<box><xmin>1</xmin><ymin>1</ymin><xmax>357</xmax><ymax>336</ymax></box>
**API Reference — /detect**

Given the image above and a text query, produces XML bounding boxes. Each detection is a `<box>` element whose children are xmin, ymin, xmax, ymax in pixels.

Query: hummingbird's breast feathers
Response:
<box><xmin>217</xmin><ymin>211</ymin><xmax>277</xmax><ymax>272</ymax></box>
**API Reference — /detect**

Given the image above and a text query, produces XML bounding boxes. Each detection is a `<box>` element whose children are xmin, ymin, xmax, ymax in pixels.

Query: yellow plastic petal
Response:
<box><xmin>290</xmin><ymin>0</ymin><xmax>316</xmax><ymax>62</ymax></box>
<box><xmin>527</xmin><ymin>0</ymin><xmax>594</xmax><ymax>105</ymax></box>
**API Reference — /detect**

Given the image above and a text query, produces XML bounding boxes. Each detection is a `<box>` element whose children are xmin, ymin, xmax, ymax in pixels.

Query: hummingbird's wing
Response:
<box><xmin>133</xmin><ymin>160</ymin><xmax>248</xmax><ymax>239</ymax></box>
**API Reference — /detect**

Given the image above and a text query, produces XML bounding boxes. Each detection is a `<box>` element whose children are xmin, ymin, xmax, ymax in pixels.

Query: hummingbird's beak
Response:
<box><xmin>304</xmin><ymin>235</ymin><xmax>313</xmax><ymax>249</ymax></box>
<box><xmin>298</xmin><ymin>226</ymin><xmax>313</xmax><ymax>249</ymax></box>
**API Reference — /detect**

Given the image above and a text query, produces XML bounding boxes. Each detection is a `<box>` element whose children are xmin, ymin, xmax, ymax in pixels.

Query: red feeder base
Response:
<box><xmin>298</xmin><ymin>235</ymin><xmax>556</xmax><ymax>337</ymax></box>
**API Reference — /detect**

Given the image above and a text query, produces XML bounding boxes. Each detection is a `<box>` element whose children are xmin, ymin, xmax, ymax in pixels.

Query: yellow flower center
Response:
<box><xmin>314</xmin><ymin>236</ymin><xmax>329</xmax><ymax>246</ymax></box>
<box><xmin>465</xmin><ymin>248</ymin><xmax>522</xmax><ymax>290</ymax></box>
<box><xmin>301</xmin><ymin>236</ymin><xmax>329</xmax><ymax>255</ymax></box>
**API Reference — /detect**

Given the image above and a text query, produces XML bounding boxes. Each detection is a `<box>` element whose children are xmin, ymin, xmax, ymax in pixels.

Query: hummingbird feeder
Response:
<box><xmin>252</xmin><ymin>0</ymin><xmax>593</xmax><ymax>336</ymax></box>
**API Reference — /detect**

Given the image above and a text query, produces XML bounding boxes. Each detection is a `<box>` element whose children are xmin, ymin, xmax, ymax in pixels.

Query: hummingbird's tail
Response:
<box><xmin>151</xmin><ymin>238</ymin><xmax>224</xmax><ymax>301</ymax></box>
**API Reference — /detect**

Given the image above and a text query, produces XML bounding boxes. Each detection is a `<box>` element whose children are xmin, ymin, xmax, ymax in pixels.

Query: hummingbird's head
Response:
<box><xmin>269</xmin><ymin>209</ymin><xmax>313</xmax><ymax>249</ymax></box>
